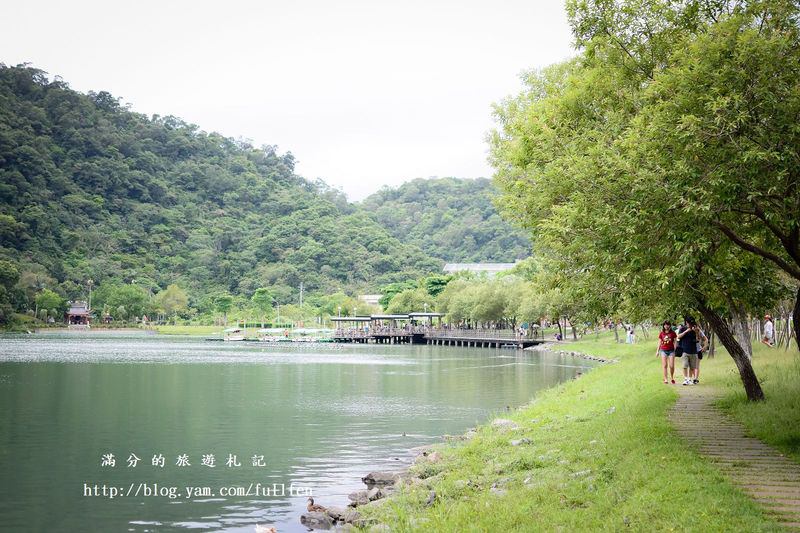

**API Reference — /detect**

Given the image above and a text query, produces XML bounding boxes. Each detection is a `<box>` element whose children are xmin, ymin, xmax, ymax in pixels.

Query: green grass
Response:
<box><xmin>566</xmin><ymin>330</ymin><xmax>657</xmax><ymax>359</ymax></box>
<box><xmin>153</xmin><ymin>325</ymin><xmax>225</xmax><ymax>336</ymax></box>
<box><xmin>361</xmin><ymin>331</ymin><xmax>785</xmax><ymax>531</ymax></box>
<box><xmin>704</xmin><ymin>342</ymin><xmax>800</xmax><ymax>462</ymax></box>
<box><xmin>570</xmin><ymin>332</ymin><xmax>800</xmax><ymax>463</ymax></box>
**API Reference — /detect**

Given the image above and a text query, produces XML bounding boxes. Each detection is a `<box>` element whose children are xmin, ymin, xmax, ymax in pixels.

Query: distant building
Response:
<box><xmin>358</xmin><ymin>294</ymin><xmax>383</xmax><ymax>306</ymax></box>
<box><xmin>442</xmin><ymin>262</ymin><xmax>517</xmax><ymax>277</ymax></box>
<box><xmin>66</xmin><ymin>301</ymin><xmax>91</xmax><ymax>326</ymax></box>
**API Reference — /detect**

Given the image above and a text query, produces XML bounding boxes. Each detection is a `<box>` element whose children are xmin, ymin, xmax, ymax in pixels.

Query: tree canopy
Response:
<box><xmin>490</xmin><ymin>0</ymin><xmax>800</xmax><ymax>400</ymax></box>
<box><xmin>361</xmin><ymin>177</ymin><xmax>531</xmax><ymax>262</ymax></box>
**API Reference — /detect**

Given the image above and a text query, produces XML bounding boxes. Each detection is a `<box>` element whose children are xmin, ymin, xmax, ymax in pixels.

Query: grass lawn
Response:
<box><xmin>566</xmin><ymin>330</ymin><xmax>800</xmax><ymax>461</ymax></box>
<box><xmin>153</xmin><ymin>325</ymin><xmax>225</xmax><ymax>336</ymax></box>
<box><xmin>361</xmin><ymin>331</ymin><xmax>792</xmax><ymax>531</ymax></box>
<box><xmin>705</xmin><ymin>342</ymin><xmax>800</xmax><ymax>462</ymax></box>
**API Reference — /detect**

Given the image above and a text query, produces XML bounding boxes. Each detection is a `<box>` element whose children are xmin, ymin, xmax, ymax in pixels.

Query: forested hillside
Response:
<box><xmin>0</xmin><ymin>64</ymin><xmax>440</xmax><ymax>315</ymax></box>
<box><xmin>361</xmin><ymin>177</ymin><xmax>530</xmax><ymax>262</ymax></box>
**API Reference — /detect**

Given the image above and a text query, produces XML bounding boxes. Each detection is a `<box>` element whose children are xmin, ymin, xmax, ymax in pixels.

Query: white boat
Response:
<box><xmin>223</xmin><ymin>327</ymin><xmax>245</xmax><ymax>341</ymax></box>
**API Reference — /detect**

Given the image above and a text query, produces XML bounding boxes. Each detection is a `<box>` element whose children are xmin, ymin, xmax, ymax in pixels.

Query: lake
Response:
<box><xmin>0</xmin><ymin>332</ymin><xmax>595</xmax><ymax>532</ymax></box>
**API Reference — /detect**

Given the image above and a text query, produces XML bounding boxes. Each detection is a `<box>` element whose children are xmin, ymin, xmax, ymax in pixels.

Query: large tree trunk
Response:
<box><xmin>567</xmin><ymin>316</ymin><xmax>578</xmax><ymax>340</ymax></box>
<box><xmin>709</xmin><ymin>331</ymin><xmax>715</xmax><ymax>358</ymax></box>
<box><xmin>613</xmin><ymin>321</ymin><xmax>620</xmax><ymax>343</ymax></box>
<box><xmin>729</xmin><ymin>302</ymin><xmax>753</xmax><ymax>360</ymax></box>
<box><xmin>698</xmin><ymin>303</ymin><xmax>764</xmax><ymax>401</ymax></box>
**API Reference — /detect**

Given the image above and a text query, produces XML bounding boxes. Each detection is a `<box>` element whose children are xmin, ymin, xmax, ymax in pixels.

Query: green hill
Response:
<box><xmin>0</xmin><ymin>64</ymin><xmax>440</xmax><ymax>314</ymax></box>
<box><xmin>361</xmin><ymin>177</ymin><xmax>530</xmax><ymax>262</ymax></box>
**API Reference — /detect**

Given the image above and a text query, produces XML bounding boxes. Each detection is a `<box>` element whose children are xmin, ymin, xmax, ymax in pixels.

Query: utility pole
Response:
<box><xmin>299</xmin><ymin>282</ymin><xmax>304</xmax><ymax>307</ymax></box>
<box><xmin>87</xmin><ymin>279</ymin><xmax>94</xmax><ymax>310</ymax></box>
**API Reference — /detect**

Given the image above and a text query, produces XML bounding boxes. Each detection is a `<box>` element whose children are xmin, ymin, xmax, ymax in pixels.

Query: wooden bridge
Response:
<box><xmin>424</xmin><ymin>329</ymin><xmax>546</xmax><ymax>349</ymax></box>
<box><xmin>333</xmin><ymin>328</ymin><xmax>546</xmax><ymax>349</ymax></box>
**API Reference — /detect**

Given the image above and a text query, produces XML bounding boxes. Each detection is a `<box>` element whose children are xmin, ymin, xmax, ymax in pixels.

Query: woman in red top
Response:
<box><xmin>656</xmin><ymin>321</ymin><xmax>677</xmax><ymax>384</ymax></box>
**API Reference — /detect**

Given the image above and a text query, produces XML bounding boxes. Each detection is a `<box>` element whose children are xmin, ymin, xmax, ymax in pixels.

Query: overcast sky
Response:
<box><xmin>2</xmin><ymin>0</ymin><xmax>575</xmax><ymax>200</ymax></box>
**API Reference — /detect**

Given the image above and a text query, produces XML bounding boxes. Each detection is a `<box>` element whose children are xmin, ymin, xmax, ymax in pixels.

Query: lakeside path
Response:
<box><xmin>670</xmin><ymin>385</ymin><xmax>800</xmax><ymax>529</ymax></box>
<box><xmin>358</xmin><ymin>336</ymin><xmax>797</xmax><ymax>531</ymax></box>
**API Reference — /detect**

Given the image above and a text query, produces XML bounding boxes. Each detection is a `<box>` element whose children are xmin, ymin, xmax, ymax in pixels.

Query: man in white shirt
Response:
<box><xmin>762</xmin><ymin>315</ymin><xmax>775</xmax><ymax>347</ymax></box>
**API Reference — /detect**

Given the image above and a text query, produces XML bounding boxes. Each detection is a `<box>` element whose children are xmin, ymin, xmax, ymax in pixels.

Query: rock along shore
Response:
<box><xmin>526</xmin><ymin>341</ymin><xmax>619</xmax><ymax>364</ymax></box>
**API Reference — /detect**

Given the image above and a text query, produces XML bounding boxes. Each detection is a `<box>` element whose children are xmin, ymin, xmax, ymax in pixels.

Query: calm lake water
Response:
<box><xmin>0</xmin><ymin>332</ymin><xmax>595</xmax><ymax>532</ymax></box>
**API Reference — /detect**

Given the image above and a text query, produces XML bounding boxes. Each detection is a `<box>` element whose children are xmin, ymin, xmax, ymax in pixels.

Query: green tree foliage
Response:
<box><xmin>34</xmin><ymin>288</ymin><xmax>65</xmax><ymax>318</ymax></box>
<box><xmin>16</xmin><ymin>266</ymin><xmax>55</xmax><ymax>307</ymax></box>
<box><xmin>385</xmin><ymin>288</ymin><xmax>434</xmax><ymax>314</ymax></box>
<box><xmin>0</xmin><ymin>64</ymin><xmax>440</xmax><ymax>312</ymax></box>
<box><xmin>361</xmin><ymin>177</ymin><xmax>531</xmax><ymax>262</ymax></box>
<box><xmin>491</xmin><ymin>0</ymin><xmax>799</xmax><ymax>399</ymax></box>
<box><xmin>422</xmin><ymin>274</ymin><xmax>452</xmax><ymax>297</ymax></box>
<box><xmin>625</xmin><ymin>3</ymin><xmax>800</xmax><ymax>345</ymax></box>
<box><xmin>378</xmin><ymin>281</ymin><xmax>418</xmax><ymax>309</ymax></box>
<box><xmin>153</xmin><ymin>284</ymin><xmax>189</xmax><ymax>321</ymax></box>
<box><xmin>214</xmin><ymin>294</ymin><xmax>234</xmax><ymax>324</ymax></box>
<box><xmin>93</xmin><ymin>284</ymin><xmax>149</xmax><ymax>320</ymax></box>
<box><xmin>250</xmin><ymin>287</ymin><xmax>274</xmax><ymax>315</ymax></box>
<box><xmin>310</xmin><ymin>292</ymin><xmax>375</xmax><ymax>318</ymax></box>
<box><xmin>0</xmin><ymin>259</ymin><xmax>20</xmax><ymax>323</ymax></box>
<box><xmin>436</xmin><ymin>276</ymin><xmax>534</xmax><ymax>329</ymax></box>
<box><xmin>0</xmin><ymin>260</ymin><xmax>19</xmax><ymax>294</ymax></box>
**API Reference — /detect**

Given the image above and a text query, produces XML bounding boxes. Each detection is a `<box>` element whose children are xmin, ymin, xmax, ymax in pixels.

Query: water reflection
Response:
<box><xmin>0</xmin><ymin>334</ymin><xmax>595</xmax><ymax>532</ymax></box>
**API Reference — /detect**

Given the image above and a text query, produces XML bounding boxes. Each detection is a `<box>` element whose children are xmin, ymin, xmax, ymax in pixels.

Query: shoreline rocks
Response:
<box><xmin>526</xmin><ymin>342</ymin><xmax>618</xmax><ymax>364</ymax></box>
<box><xmin>301</xmin><ymin>471</ymin><xmax>405</xmax><ymax>529</ymax></box>
<box><xmin>362</xmin><ymin>471</ymin><xmax>401</xmax><ymax>487</ymax></box>
<box><xmin>300</xmin><ymin>511</ymin><xmax>333</xmax><ymax>529</ymax></box>
<box><xmin>491</xmin><ymin>418</ymin><xmax>520</xmax><ymax>431</ymax></box>
<box><xmin>305</xmin><ymin>342</ymin><xmax>618</xmax><ymax>529</ymax></box>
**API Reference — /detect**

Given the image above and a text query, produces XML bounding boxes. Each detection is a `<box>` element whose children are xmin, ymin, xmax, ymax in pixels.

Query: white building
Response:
<box><xmin>442</xmin><ymin>262</ymin><xmax>517</xmax><ymax>277</ymax></box>
<box><xmin>358</xmin><ymin>294</ymin><xmax>383</xmax><ymax>306</ymax></box>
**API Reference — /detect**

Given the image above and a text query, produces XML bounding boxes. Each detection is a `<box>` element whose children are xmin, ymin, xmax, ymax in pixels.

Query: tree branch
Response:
<box><xmin>750</xmin><ymin>201</ymin><xmax>794</xmax><ymax>255</ymax></box>
<box><xmin>713</xmin><ymin>220</ymin><xmax>800</xmax><ymax>280</ymax></box>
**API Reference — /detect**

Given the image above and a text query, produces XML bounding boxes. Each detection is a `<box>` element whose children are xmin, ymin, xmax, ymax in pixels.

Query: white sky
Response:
<box><xmin>1</xmin><ymin>0</ymin><xmax>575</xmax><ymax>201</ymax></box>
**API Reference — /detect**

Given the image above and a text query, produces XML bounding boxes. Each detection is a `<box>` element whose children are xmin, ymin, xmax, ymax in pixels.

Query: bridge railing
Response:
<box><xmin>335</xmin><ymin>328</ymin><xmax>419</xmax><ymax>338</ymax></box>
<box><xmin>370</xmin><ymin>327</ymin><xmax>417</xmax><ymax>336</ymax></box>
<box><xmin>425</xmin><ymin>329</ymin><xmax>527</xmax><ymax>340</ymax></box>
<box><xmin>334</xmin><ymin>329</ymin><xmax>370</xmax><ymax>338</ymax></box>
<box><xmin>335</xmin><ymin>327</ymin><xmax>543</xmax><ymax>340</ymax></box>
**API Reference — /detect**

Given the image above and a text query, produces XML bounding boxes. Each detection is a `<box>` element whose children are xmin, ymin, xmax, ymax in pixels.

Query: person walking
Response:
<box><xmin>762</xmin><ymin>315</ymin><xmax>775</xmax><ymax>347</ymax></box>
<box><xmin>657</xmin><ymin>321</ymin><xmax>677</xmax><ymax>384</ymax></box>
<box><xmin>676</xmin><ymin>317</ymin><xmax>699</xmax><ymax>385</ymax></box>
<box><xmin>693</xmin><ymin>326</ymin><xmax>709</xmax><ymax>384</ymax></box>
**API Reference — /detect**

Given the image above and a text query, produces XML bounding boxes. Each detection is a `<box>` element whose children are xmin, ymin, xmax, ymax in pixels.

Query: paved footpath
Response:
<box><xmin>669</xmin><ymin>385</ymin><xmax>800</xmax><ymax>529</ymax></box>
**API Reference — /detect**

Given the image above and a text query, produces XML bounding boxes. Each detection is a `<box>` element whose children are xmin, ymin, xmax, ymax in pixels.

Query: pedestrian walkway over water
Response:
<box><xmin>333</xmin><ymin>327</ymin><xmax>547</xmax><ymax>349</ymax></box>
